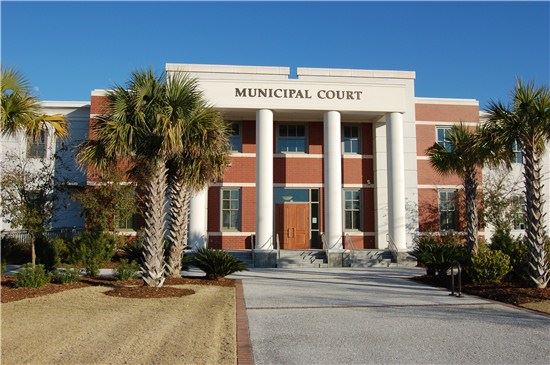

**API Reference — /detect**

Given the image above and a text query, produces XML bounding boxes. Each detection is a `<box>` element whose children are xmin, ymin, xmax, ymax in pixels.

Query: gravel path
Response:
<box><xmin>1</xmin><ymin>284</ymin><xmax>236</xmax><ymax>365</ymax></box>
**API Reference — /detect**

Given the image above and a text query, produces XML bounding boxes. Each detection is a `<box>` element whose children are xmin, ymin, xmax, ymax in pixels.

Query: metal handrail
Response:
<box><xmin>276</xmin><ymin>233</ymin><xmax>280</xmax><ymax>260</ymax></box>
<box><xmin>386</xmin><ymin>233</ymin><xmax>398</xmax><ymax>264</ymax></box>
<box><xmin>251</xmin><ymin>234</ymin><xmax>255</xmax><ymax>268</ymax></box>
<box><xmin>449</xmin><ymin>263</ymin><xmax>463</xmax><ymax>298</ymax></box>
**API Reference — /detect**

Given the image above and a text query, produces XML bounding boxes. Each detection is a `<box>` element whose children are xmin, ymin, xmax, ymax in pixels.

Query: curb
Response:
<box><xmin>235</xmin><ymin>279</ymin><xmax>255</xmax><ymax>365</ymax></box>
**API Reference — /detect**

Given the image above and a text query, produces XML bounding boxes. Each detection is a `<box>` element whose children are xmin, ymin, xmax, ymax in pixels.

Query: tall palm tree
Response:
<box><xmin>165</xmin><ymin>104</ymin><xmax>230</xmax><ymax>277</ymax></box>
<box><xmin>78</xmin><ymin>70</ymin><xmax>190</xmax><ymax>287</ymax></box>
<box><xmin>1</xmin><ymin>68</ymin><xmax>68</xmax><ymax>139</ymax></box>
<box><xmin>1</xmin><ymin>68</ymin><xmax>68</xmax><ymax>267</ymax></box>
<box><xmin>427</xmin><ymin>123</ymin><xmax>487</xmax><ymax>255</ymax></box>
<box><xmin>481</xmin><ymin>80</ymin><xmax>550</xmax><ymax>288</ymax></box>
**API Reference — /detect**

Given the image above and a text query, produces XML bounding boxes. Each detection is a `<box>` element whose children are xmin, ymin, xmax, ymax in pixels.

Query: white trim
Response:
<box><xmin>415</xmin><ymin>120</ymin><xmax>479</xmax><ymax>126</ymax></box>
<box><xmin>275</xmin><ymin>183</ymin><xmax>321</xmax><ymax>188</ymax></box>
<box><xmin>418</xmin><ymin>184</ymin><xmax>463</xmax><ymax>189</ymax></box>
<box><xmin>416</xmin><ymin>156</ymin><xmax>430</xmax><ymax>160</ymax></box>
<box><xmin>343</xmin><ymin>183</ymin><xmax>375</xmax><ymax>188</ymax></box>
<box><xmin>343</xmin><ymin>154</ymin><xmax>374</xmax><ymax>159</ymax></box>
<box><xmin>208</xmin><ymin>231</ymin><xmax>255</xmax><ymax>237</ymax></box>
<box><xmin>415</xmin><ymin>97</ymin><xmax>479</xmax><ymax>106</ymax></box>
<box><xmin>91</xmin><ymin>89</ymin><xmax>108</xmax><ymax>96</ymax></box>
<box><xmin>297</xmin><ymin>67</ymin><xmax>415</xmax><ymax>80</ymax></box>
<box><xmin>274</xmin><ymin>153</ymin><xmax>321</xmax><ymax>159</ymax></box>
<box><xmin>42</xmin><ymin>101</ymin><xmax>90</xmax><ymax>108</ymax></box>
<box><xmin>345</xmin><ymin>232</ymin><xmax>376</xmax><ymax>237</ymax></box>
<box><xmin>211</xmin><ymin>182</ymin><xmax>255</xmax><ymax>187</ymax></box>
<box><xmin>90</xmin><ymin>113</ymin><xmax>100</xmax><ymax>118</ymax></box>
<box><xmin>166</xmin><ymin>63</ymin><xmax>290</xmax><ymax>76</ymax></box>
<box><xmin>231</xmin><ymin>152</ymin><xmax>256</xmax><ymax>158</ymax></box>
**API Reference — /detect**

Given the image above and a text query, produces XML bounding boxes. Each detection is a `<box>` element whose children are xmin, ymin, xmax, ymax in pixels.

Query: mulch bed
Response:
<box><xmin>1</xmin><ymin>274</ymin><xmax>236</xmax><ymax>303</ymax></box>
<box><xmin>411</xmin><ymin>275</ymin><xmax>550</xmax><ymax>305</ymax></box>
<box><xmin>104</xmin><ymin>286</ymin><xmax>195</xmax><ymax>299</ymax></box>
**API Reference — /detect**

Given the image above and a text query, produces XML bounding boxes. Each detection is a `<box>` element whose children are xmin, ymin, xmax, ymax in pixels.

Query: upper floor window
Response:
<box><xmin>26</xmin><ymin>130</ymin><xmax>47</xmax><ymax>159</ymax></box>
<box><xmin>229</xmin><ymin>123</ymin><xmax>241</xmax><ymax>152</ymax></box>
<box><xmin>342</xmin><ymin>125</ymin><xmax>360</xmax><ymax>154</ymax></box>
<box><xmin>439</xmin><ymin>189</ymin><xmax>457</xmax><ymax>231</ymax></box>
<box><xmin>436</xmin><ymin>127</ymin><xmax>452</xmax><ymax>152</ymax></box>
<box><xmin>344</xmin><ymin>189</ymin><xmax>361</xmax><ymax>230</ymax></box>
<box><xmin>277</xmin><ymin>124</ymin><xmax>306</xmax><ymax>153</ymax></box>
<box><xmin>221</xmin><ymin>188</ymin><xmax>240</xmax><ymax>230</ymax></box>
<box><xmin>512</xmin><ymin>140</ymin><xmax>523</xmax><ymax>164</ymax></box>
<box><xmin>512</xmin><ymin>196</ymin><xmax>526</xmax><ymax>230</ymax></box>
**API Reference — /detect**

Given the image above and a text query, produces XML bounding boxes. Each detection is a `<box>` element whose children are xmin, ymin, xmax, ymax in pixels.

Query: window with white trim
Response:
<box><xmin>26</xmin><ymin>130</ymin><xmax>47</xmax><ymax>159</ymax></box>
<box><xmin>436</xmin><ymin>127</ymin><xmax>452</xmax><ymax>152</ymax></box>
<box><xmin>512</xmin><ymin>196</ymin><xmax>526</xmax><ymax>230</ymax></box>
<box><xmin>277</xmin><ymin>124</ymin><xmax>306</xmax><ymax>153</ymax></box>
<box><xmin>344</xmin><ymin>190</ymin><xmax>361</xmax><ymax>230</ymax></box>
<box><xmin>229</xmin><ymin>122</ymin><xmax>241</xmax><ymax>152</ymax></box>
<box><xmin>221</xmin><ymin>188</ymin><xmax>240</xmax><ymax>230</ymax></box>
<box><xmin>438</xmin><ymin>189</ymin><xmax>457</xmax><ymax>231</ymax></box>
<box><xmin>512</xmin><ymin>140</ymin><xmax>523</xmax><ymax>164</ymax></box>
<box><xmin>342</xmin><ymin>125</ymin><xmax>360</xmax><ymax>154</ymax></box>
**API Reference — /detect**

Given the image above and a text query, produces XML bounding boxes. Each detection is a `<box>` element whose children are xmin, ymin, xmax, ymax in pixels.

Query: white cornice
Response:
<box><xmin>297</xmin><ymin>67</ymin><xmax>415</xmax><ymax>80</ymax></box>
<box><xmin>415</xmin><ymin>97</ymin><xmax>479</xmax><ymax>106</ymax></box>
<box><xmin>166</xmin><ymin>63</ymin><xmax>290</xmax><ymax>76</ymax></box>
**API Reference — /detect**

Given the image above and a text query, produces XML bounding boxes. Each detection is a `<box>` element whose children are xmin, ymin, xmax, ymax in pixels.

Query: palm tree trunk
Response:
<box><xmin>31</xmin><ymin>237</ymin><xmax>36</xmax><ymax>267</ymax></box>
<box><xmin>141</xmin><ymin>159</ymin><xmax>167</xmax><ymax>287</ymax></box>
<box><xmin>166</xmin><ymin>178</ymin><xmax>192</xmax><ymax>277</ymax></box>
<box><xmin>464</xmin><ymin>168</ymin><xmax>479</xmax><ymax>255</ymax></box>
<box><xmin>523</xmin><ymin>143</ymin><xmax>549</xmax><ymax>288</ymax></box>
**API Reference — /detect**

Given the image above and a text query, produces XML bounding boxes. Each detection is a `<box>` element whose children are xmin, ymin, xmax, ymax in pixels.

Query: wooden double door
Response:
<box><xmin>276</xmin><ymin>203</ymin><xmax>310</xmax><ymax>250</ymax></box>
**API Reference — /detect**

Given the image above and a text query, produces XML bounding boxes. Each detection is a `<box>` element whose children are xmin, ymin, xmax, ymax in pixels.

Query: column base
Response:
<box><xmin>327</xmin><ymin>251</ymin><xmax>344</xmax><ymax>268</ymax></box>
<box><xmin>253</xmin><ymin>250</ymin><xmax>277</xmax><ymax>268</ymax></box>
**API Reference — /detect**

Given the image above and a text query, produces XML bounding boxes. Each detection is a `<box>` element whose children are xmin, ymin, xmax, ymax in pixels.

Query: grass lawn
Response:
<box><xmin>1</xmin><ymin>284</ymin><xmax>236</xmax><ymax>364</ymax></box>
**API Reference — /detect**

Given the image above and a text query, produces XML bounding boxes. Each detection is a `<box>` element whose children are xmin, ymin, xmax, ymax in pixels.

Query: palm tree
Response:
<box><xmin>1</xmin><ymin>68</ymin><xmax>68</xmax><ymax>267</ymax></box>
<box><xmin>481</xmin><ymin>80</ymin><xmax>550</xmax><ymax>288</ymax></box>
<box><xmin>78</xmin><ymin>70</ymin><xmax>190</xmax><ymax>287</ymax></box>
<box><xmin>427</xmin><ymin>123</ymin><xmax>487</xmax><ymax>255</ymax></box>
<box><xmin>165</xmin><ymin>104</ymin><xmax>230</xmax><ymax>277</ymax></box>
<box><xmin>1</xmin><ymin>68</ymin><xmax>68</xmax><ymax>139</ymax></box>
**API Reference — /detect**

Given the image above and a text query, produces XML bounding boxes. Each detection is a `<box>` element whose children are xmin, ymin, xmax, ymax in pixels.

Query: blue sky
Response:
<box><xmin>2</xmin><ymin>1</ymin><xmax>549</xmax><ymax>108</ymax></box>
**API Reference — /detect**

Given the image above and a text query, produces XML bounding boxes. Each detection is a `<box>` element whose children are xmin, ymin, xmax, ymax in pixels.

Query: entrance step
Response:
<box><xmin>276</xmin><ymin>250</ymin><xmax>327</xmax><ymax>268</ymax></box>
<box><xmin>227</xmin><ymin>250</ymin><xmax>254</xmax><ymax>268</ymax></box>
<box><xmin>344</xmin><ymin>249</ymin><xmax>393</xmax><ymax>268</ymax></box>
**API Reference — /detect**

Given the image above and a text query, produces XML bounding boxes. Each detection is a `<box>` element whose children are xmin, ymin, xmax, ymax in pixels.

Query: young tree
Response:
<box><xmin>481</xmin><ymin>80</ymin><xmax>550</xmax><ymax>288</ymax></box>
<box><xmin>0</xmin><ymin>154</ymin><xmax>57</xmax><ymax>266</ymax></box>
<box><xmin>427</xmin><ymin>123</ymin><xmax>488</xmax><ymax>255</ymax></box>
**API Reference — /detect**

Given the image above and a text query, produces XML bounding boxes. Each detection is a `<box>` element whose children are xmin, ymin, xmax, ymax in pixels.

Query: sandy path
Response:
<box><xmin>1</xmin><ymin>284</ymin><xmax>236</xmax><ymax>365</ymax></box>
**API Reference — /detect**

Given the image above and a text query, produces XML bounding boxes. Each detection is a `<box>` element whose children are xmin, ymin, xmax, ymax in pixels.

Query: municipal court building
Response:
<box><xmin>2</xmin><ymin>63</ymin><xmax>549</xmax><ymax>266</ymax></box>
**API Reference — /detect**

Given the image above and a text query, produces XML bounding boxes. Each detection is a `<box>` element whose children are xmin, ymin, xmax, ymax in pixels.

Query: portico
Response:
<box><xmin>172</xmin><ymin>63</ymin><xmax>418</xmax><ymax>262</ymax></box>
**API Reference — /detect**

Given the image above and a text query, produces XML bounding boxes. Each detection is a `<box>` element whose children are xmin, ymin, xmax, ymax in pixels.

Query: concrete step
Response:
<box><xmin>277</xmin><ymin>262</ymin><xmax>329</xmax><ymax>269</ymax></box>
<box><xmin>276</xmin><ymin>250</ymin><xmax>327</xmax><ymax>268</ymax></box>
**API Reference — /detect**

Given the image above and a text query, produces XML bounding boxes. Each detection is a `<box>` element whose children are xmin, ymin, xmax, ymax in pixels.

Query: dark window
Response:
<box><xmin>439</xmin><ymin>189</ymin><xmax>457</xmax><ymax>231</ymax></box>
<box><xmin>278</xmin><ymin>124</ymin><xmax>306</xmax><ymax>153</ymax></box>
<box><xmin>342</xmin><ymin>126</ymin><xmax>360</xmax><ymax>153</ymax></box>
<box><xmin>26</xmin><ymin>130</ymin><xmax>47</xmax><ymax>159</ymax></box>
<box><xmin>436</xmin><ymin>127</ymin><xmax>452</xmax><ymax>152</ymax></box>
<box><xmin>229</xmin><ymin>123</ymin><xmax>241</xmax><ymax>152</ymax></box>
<box><xmin>344</xmin><ymin>190</ymin><xmax>361</xmax><ymax>230</ymax></box>
<box><xmin>512</xmin><ymin>140</ymin><xmax>523</xmax><ymax>164</ymax></box>
<box><xmin>221</xmin><ymin>188</ymin><xmax>240</xmax><ymax>230</ymax></box>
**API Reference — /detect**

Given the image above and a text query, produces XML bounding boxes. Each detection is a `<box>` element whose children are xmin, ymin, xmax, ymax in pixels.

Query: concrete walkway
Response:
<box><xmin>233</xmin><ymin>268</ymin><xmax>550</xmax><ymax>365</ymax></box>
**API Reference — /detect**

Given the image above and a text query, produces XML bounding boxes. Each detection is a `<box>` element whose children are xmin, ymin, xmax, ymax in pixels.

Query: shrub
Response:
<box><xmin>411</xmin><ymin>235</ymin><xmax>467</xmax><ymax>276</ymax></box>
<box><xmin>192</xmin><ymin>248</ymin><xmax>247</xmax><ymax>279</ymax></box>
<box><xmin>15</xmin><ymin>264</ymin><xmax>50</xmax><ymax>288</ymax></box>
<box><xmin>1</xmin><ymin>260</ymin><xmax>6</xmax><ymax>274</ymax></box>
<box><xmin>69</xmin><ymin>232</ymin><xmax>118</xmax><ymax>277</ymax></box>
<box><xmin>490</xmin><ymin>229</ymin><xmax>528</xmax><ymax>283</ymax></box>
<box><xmin>37</xmin><ymin>236</ymin><xmax>69</xmax><ymax>271</ymax></box>
<box><xmin>115</xmin><ymin>259</ymin><xmax>140</xmax><ymax>280</ymax></box>
<box><xmin>50</xmin><ymin>268</ymin><xmax>81</xmax><ymax>284</ymax></box>
<box><xmin>1</xmin><ymin>236</ymin><xmax>31</xmax><ymax>264</ymax></box>
<box><xmin>471</xmin><ymin>244</ymin><xmax>511</xmax><ymax>284</ymax></box>
<box><xmin>119</xmin><ymin>237</ymin><xmax>143</xmax><ymax>264</ymax></box>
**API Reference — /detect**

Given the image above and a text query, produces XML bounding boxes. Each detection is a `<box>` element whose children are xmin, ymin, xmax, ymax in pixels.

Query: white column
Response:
<box><xmin>256</xmin><ymin>109</ymin><xmax>274</xmax><ymax>249</ymax></box>
<box><xmin>189</xmin><ymin>187</ymin><xmax>208</xmax><ymax>250</ymax></box>
<box><xmin>323</xmin><ymin>111</ymin><xmax>343</xmax><ymax>250</ymax></box>
<box><xmin>386</xmin><ymin>112</ymin><xmax>407</xmax><ymax>250</ymax></box>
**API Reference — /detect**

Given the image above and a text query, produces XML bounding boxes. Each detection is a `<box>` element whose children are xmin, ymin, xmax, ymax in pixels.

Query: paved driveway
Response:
<box><xmin>233</xmin><ymin>268</ymin><xmax>550</xmax><ymax>365</ymax></box>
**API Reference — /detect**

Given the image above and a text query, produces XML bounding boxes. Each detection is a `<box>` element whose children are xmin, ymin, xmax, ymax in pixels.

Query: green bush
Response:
<box><xmin>471</xmin><ymin>244</ymin><xmax>511</xmax><ymax>284</ymax></box>
<box><xmin>15</xmin><ymin>264</ymin><xmax>50</xmax><ymax>288</ymax></box>
<box><xmin>50</xmin><ymin>268</ymin><xmax>81</xmax><ymax>284</ymax></box>
<box><xmin>1</xmin><ymin>236</ymin><xmax>31</xmax><ymax>264</ymax></box>
<box><xmin>119</xmin><ymin>237</ymin><xmax>143</xmax><ymax>264</ymax></box>
<box><xmin>115</xmin><ymin>259</ymin><xmax>140</xmax><ymax>280</ymax></box>
<box><xmin>37</xmin><ymin>236</ymin><xmax>69</xmax><ymax>271</ymax></box>
<box><xmin>1</xmin><ymin>260</ymin><xmax>7</xmax><ymax>274</ymax></box>
<box><xmin>69</xmin><ymin>233</ymin><xmax>118</xmax><ymax>277</ymax></box>
<box><xmin>490</xmin><ymin>229</ymin><xmax>527</xmax><ymax>283</ymax></box>
<box><xmin>411</xmin><ymin>234</ymin><xmax>467</xmax><ymax>276</ymax></box>
<box><xmin>192</xmin><ymin>248</ymin><xmax>247</xmax><ymax>279</ymax></box>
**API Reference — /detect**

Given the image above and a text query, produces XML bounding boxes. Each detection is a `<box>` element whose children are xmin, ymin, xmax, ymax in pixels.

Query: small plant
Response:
<box><xmin>1</xmin><ymin>236</ymin><xmax>31</xmax><ymax>264</ymax></box>
<box><xmin>489</xmin><ymin>229</ymin><xmax>528</xmax><ymax>283</ymax></box>
<box><xmin>15</xmin><ymin>263</ymin><xmax>50</xmax><ymax>288</ymax></box>
<box><xmin>411</xmin><ymin>235</ymin><xmax>467</xmax><ymax>276</ymax></box>
<box><xmin>192</xmin><ymin>248</ymin><xmax>247</xmax><ymax>279</ymax></box>
<box><xmin>50</xmin><ymin>268</ymin><xmax>81</xmax><ymax>284</ymax></box>
<box><xmin>1</xmin><ymin>260</ymin><xmax>7</xmax><ymax>274</ymax></box>
<box><xmin>115</xmin><ymin>259</ymin><xmax>140</xmax><ymax>280</ymax></box>
<box><xmin>37</xmin><ymin>236</ymin><xmax>69</xmax><ymax>271</ymax></box>
<box><xmin>471</xmin><ymin>244</ymin><xmax>511</xmax><ymax>284</ymax></box>
<box><xmin>119</xmin><ymin>237</ymin><xmax>143</xmax><ymax>264</ymax></box>
<box><xmin>69</xmin><ymin>232</ymin><xmax>118</xmax><ymax>277</ymax></box>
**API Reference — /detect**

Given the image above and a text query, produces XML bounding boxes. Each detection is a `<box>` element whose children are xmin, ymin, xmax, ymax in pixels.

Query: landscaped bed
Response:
<box><xmin>1</xmin><ymin>280</ymin><xmax>237</xmax><ymax>364</ymax></box>
<box><xmin>411</xmin><ymin>275</ymin><xmax>550</xmax><ymax>314</ymax></box>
